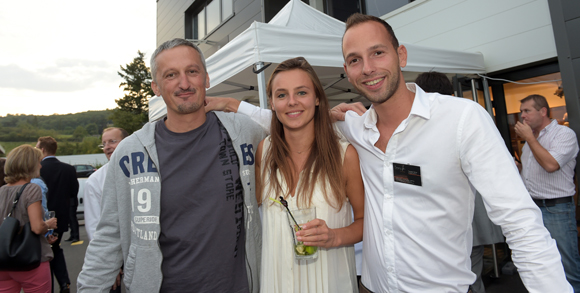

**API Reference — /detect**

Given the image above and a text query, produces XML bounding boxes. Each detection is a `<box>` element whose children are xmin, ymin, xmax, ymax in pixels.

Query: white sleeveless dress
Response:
<box><xmin>259</xmin><ymin>137</ymin><xmax>358</xmax><ymax>293</ymax></box>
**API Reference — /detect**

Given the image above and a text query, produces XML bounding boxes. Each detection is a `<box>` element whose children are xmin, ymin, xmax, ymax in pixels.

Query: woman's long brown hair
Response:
<box><xmin>260</xmin><ymin>57</ymin><xmax>346</xmax><ymax>209</ymax></box>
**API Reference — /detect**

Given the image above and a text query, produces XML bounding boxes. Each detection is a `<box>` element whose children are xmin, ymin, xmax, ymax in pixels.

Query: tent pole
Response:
<box><xmin>481</xmin><ymin>76</ymin><xmax>495</xmax><ymax>122</ymax></box>
<box><xmin>470</xmin><ymin>79</ymin><xmax>478</xmax><ymax>104</ymax></box>
<box><xmin>257</xmin><ymin>62</ymin><xmax>268</xmax><ymax>109</ymax></box>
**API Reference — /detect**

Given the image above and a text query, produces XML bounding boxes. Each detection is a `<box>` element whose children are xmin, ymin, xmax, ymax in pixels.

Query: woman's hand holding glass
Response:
<box><xmin>45</xmin><ymin>210</ymin><xmax>57</xmax><ymax>231</ymax></box>
<box><xmin>45</xmin><ymin>216</ymin><xmax>57</xmax><ymax>231</ymax></box>
<box><xmin>296</xmin><ymin>218</ymin><xmax>338</xmax><ymax>248</ymax></box>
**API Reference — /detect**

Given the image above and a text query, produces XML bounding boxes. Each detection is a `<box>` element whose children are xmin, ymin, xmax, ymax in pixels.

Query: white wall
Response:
<box><xmin>382</xmin><ymin>0</ymin><xmax>557</xmax><ymax>73</ymax></box>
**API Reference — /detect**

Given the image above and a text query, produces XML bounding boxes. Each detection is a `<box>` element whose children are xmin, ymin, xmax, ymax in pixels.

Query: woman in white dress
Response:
<box><xmin>255</xmin><ymin>57</ymin><xmax>365</xmax><ymax>293</ymax></box>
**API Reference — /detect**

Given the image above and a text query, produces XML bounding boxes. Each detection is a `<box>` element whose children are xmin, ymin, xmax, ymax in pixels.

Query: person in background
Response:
<box><xmin>84</xmin><ymin>127</ymin><xmax>128</xmax><ymax>293</ymax></box>
<box><xmin>36</xmin><ymin>136</ymin><xmax>79</xmax><ymax>293</ymax></box>
<box><xmin>84</xmin><ymin>127</ymin><xmax>129</xmax><ymax>241</ymax></box>
<box><xmin>415</xmin><ymin>71</ymin><xmax>504</xmax><ymax>293</ymax></box>
<box><xmin>0</xmin><ymin>145</ymin><xmax>57</xmax><ymax>292</ymax></box>
<box><xmin>65</xmin><ymin>175</ymin><xmax>80</xmax><ymax>243</ymax></box>
<box><xmin>414</xmin><ymin>71</ymin><xmax>453</xmax><ymax>96</ymax></box>
<box><xmin>30</xmin><ymin>177</ymin><xmax>48</xmax><ymax>214</ymax></box>
<box><xmin>515</xmin><ymin>94</ymin><xmax>580</xmax><ymax>291</ymax></box>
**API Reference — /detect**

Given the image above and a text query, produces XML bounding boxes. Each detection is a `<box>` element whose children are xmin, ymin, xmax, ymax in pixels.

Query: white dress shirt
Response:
<box><xmin>336</xmin><ymin>84</ymin><xmax>570</xmax><ymax>293</ymax></box>
<box><xmin>237</xmin><ymin>87</ymin><xmax>571</xmax><ymax>292</ymax></box>
<box><xmin>520</xmin><ymin>119</ymin><xmax>578</xmax><ymax>199</ymax></box>
<box><xmin>84</xmin><ymin>163</ymin><xmax>109</xmax><ymax>241</ymax></box>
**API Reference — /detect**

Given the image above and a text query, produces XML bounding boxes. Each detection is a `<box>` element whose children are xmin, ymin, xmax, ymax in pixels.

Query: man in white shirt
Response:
<box><xmin>336</xmin><ymin>13</ymin><xmax>571</xmax><ymax>293</ymax></box>
<box><xmin>84</xmin><ymin>127</ymin><xmax>128</xmax><ymax>241</ymax></box>
<box><xmin>83</xmin><ymin>127</ymin><xmax>128</xmax><ymax>293</ymax></box>
<box><xmin>515</xmin><ymin>94</ymin><xmax>580</xmax><ymax>291</ymax></box>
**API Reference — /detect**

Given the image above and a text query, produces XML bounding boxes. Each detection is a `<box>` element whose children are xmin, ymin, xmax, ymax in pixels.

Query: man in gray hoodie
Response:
<box><xmin>78</xmin><ymin>38</ymin><xmax>266</xmax><ymax>293</ymax></box>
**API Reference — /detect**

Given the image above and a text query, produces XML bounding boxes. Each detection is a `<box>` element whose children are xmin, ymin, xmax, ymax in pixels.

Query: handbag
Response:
<box><xmin>0</xmin><ymin>183</ymin><xmax>42</xmax><ymax>271</ymax></box>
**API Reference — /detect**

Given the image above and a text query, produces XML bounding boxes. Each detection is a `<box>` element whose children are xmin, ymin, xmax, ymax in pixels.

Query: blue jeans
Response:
<box><xmin>540</xmin><ymin>200</ymin><xmax>580</xmax><ymax>292</ymax></box>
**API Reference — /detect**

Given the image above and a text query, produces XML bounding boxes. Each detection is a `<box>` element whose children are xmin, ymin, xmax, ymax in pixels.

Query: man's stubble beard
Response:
<box><xmin>356</xmin><ymin>67</ymin><xmax>402</xmax><ymax>105</ymax></box>
<box><xmin>177</xmin><ymin>101</ymin><xmax>203</xmax><ymax>114</ymax></box>
<box><xmin>174</xmin><ymin>83</ymin><xmax>206</xmax><ymax>114</ymax></box>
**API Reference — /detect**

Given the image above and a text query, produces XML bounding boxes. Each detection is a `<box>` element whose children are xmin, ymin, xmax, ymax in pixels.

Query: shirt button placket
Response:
<box><xmin>383</xmin><ymin>138</ymin><xmax>398</xmax><ymax>290</ymax></box>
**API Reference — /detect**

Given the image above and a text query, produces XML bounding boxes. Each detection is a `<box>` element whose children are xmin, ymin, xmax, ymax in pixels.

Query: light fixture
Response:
<box><xmin>554</xmin><ymin>86</ymin><xmax>564</xmax><ymax>98</ymax></box>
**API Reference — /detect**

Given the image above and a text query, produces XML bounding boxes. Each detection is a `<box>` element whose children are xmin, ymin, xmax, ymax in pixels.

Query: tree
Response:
<box><xmin>72</xmin><ymin>125</ymin><xmax>88</xmax><ymax>141</ymax></box>
<box><xmin>110</xmin><ymin>108</ymin><xmax>148</xmax><ymax>135</ymax></box>
<box><xmin>111</xmin><ymin>51</ymin><xmax>154</xmax><ymax>134</ymax></box>
<box><xmin>85</xmin><ymin>123</ymin><xmax>99</xmax><ymax>136</ymax></box>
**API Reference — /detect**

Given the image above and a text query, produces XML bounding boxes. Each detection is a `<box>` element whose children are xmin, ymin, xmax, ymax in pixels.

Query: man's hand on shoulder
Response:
<box><xmin>204</xmin><ymin>96</ymin><xmax>241</xmax><ymax>113</ymax></box>
<box><xmin>330</xmin><ymin>102</ymin><xmax>367</xmax><ymax>122</ymax></box>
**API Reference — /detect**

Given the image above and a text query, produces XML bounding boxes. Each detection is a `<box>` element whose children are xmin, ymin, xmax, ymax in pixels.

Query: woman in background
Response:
<box><xmin>0</xmin><ymin>145</ymin><xmax>57</xmax><ymax>293</ymax></box>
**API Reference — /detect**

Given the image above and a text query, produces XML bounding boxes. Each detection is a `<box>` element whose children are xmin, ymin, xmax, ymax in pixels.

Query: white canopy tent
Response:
<box><xmin>149</xmin><ymin>0</ymin><xmax>485</xmax><ymax>121</ymax></box>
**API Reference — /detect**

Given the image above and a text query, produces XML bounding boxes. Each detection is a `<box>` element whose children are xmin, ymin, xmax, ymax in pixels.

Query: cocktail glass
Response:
<box><xmin>287</xmin><ymin>207</ymin><xmax>318</xmax><ymax>260</ymax></box>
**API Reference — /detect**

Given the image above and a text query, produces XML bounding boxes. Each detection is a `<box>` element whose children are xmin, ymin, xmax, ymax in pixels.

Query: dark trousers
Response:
<box><xmin>539</xmin><ymin>200</ymin><xmax>580</xmax><ymax>291</ymax></box>
<box><xmin>69</xmin><ymin>198</ymin><xmax>79</xmax><ymax>239</ymax></box>
<box><xmin>50</xmin><ymin>229</ymin><xmax>70</xmax><ymax>292</ymax></box>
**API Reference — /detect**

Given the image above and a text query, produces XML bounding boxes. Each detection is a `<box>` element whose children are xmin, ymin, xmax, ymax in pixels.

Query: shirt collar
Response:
<box><xmin>363</xmin><ymin>83</ymin><xmax>431</xmax><ymax>129</ymax></box>
<box><xmin>42</xmin><ymin>155</ymin><xmax>56</xmax><ymax>161</ymax></box>
<box><xmin>539</xmin><ymin>119</ymin><xmax>558</xmax><ymax>136</ymax></box>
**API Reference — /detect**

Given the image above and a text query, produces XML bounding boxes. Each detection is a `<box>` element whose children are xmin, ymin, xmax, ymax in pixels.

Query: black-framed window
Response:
<box><xmin>321</xmin><ymin>0</ymin><xmax>414</xmax><ymax>21</ymax></box>
<box><xmin>324</xmin><ymin>0</ymin><xmax>362</xmax><ymax>21</ymax></box>
<box><xmin>264</xmin><ymin>0</ymin><xmax>309</xmax><ymax>23</ymax></box>
<box><xmin>186</xmin><ymin>0</ymin><xmax>234</xmax><ymax>40</ymax></box>
<box><xmin>362</xmin><ymin>0</ymin><xmax>414</xmax><ymax>17</ymax></box>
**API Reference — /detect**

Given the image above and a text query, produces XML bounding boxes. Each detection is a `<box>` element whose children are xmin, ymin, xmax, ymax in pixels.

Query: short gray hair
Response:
<box><xmin>150</xmin><ymin>38</ymin><xmax>207</xmax><ymax>83</ymax></box>
<box><xmin>521</xmin><ymin>94</ymin><xmax>551</xmax><ymax>118</ymax></box>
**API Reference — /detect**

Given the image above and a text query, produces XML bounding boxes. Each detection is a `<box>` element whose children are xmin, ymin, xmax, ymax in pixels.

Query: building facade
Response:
<box><xmin>156</xmin><ymin>0</ymin><xmax>411</xmax><ymax>58</ymax></box>
<box><xmin>155</xmin><ymin>0</ymin><xmax>580</xmax><ymax>154</ymax></box>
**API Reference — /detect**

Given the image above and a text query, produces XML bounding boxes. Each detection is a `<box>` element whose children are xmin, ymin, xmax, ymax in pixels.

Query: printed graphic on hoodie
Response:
<box><xmin>117</xmin><ymin>151</ymin><xmax>161</xmax><ymax>241</ymax></box>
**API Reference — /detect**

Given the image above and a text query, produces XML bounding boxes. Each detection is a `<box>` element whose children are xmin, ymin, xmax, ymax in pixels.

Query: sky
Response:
<box><xmin>0</xmin><ymin>0</ymin><xmax>157</xmax><ymax>117</ymax></box>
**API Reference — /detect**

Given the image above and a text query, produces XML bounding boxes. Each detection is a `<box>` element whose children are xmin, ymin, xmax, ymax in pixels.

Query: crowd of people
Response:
<box><xmin>1</xmin><ymin>12</ymin><xmax>579</xmax><ymax>293</ymax></box>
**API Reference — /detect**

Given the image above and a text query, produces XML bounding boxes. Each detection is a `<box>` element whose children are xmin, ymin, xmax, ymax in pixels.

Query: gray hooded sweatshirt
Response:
<box><xmin>78</xmin><ymin>112</ymin><xmax>266</xmax><ymax>292</ymax></box>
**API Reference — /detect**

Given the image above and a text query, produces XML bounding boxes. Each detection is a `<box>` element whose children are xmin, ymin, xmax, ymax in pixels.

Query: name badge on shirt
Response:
<box><xmin>393</xmin><ymin>163</ymin><xmax>422</xmax><ymax>186</ymax></box>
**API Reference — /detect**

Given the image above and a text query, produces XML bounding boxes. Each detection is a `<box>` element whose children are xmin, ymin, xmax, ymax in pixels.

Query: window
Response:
<box><xmin>324</xmin><ymin>0</ymin><xmax>362</xmax><ymax>22</ymax></box>
<box><xmin>187</xmin><ymin>0</ymin><xmax>234</xmax><ymax>40</ymax></box>
<box><xmin>363</xmin><ymin>0</ymin><xmax>414</xmax><ymax>17</ymax></box>
<box><xmin>265</xmin><ymin>0</ymin><xmax>309</xmax><ymax>23</ymax></box>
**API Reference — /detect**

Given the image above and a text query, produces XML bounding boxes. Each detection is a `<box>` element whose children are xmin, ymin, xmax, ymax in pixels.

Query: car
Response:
<box><xmin>76</xmin><ymin>177</ymin><xmax>87</xmax><ymax>220</ymax></box>
<box><xmin>74</xmin><ymin>164</ymin><xmax>97</xmax><ymax>178</ymax></box>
